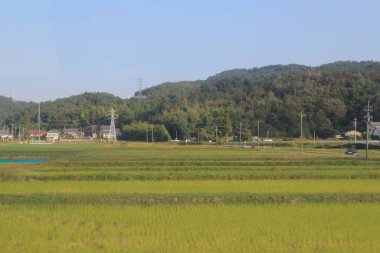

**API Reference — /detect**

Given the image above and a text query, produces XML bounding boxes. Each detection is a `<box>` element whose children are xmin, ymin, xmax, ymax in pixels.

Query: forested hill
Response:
<box><xmin>127</xmin><ymin>61</ymin><xmax>380</xmax><ymax>139</ymax></box>
<box><xmin>6</xmin><ymin>92</ymin><xmax>125</xmax><ymax>130</ymax></box>
<box><xmin>2</xmin><ymin>61</ymin><xmax>380</xmax><ymax>140</ymax></box>
<box><xmin>0</xmin><ymin>96</ymin><xmax>32</xmax><ymax>124</ymax></box>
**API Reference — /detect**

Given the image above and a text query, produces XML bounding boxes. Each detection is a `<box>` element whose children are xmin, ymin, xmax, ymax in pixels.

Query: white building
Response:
<box><xmin>0</xmin><ymin>129</ymin><xmax>13</xmax><ymax>142</ymax></box>
<box><xmin>46</xmin><ymin>130</ymin><xmax>60</xmax><ymax>142</ymax></box>
<box><xmin>99</xmin><ymin>125</ymin><xmax>121</xmax><ymax>140</ymax></box>
<box><xmin>370</xmin><ymin>122</ymin><xmax>380</xmax><ymax>138</ymax></box>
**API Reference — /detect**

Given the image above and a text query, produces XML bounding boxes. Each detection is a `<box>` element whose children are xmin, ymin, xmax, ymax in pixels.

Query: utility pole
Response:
<box><xmin>257</xmin><ymin>120</ymin><xmax>261</xmax><ymax>148</ymax></box>
<box><xmin>313</xmin><ymin>130</ymin><xmax>316</xmax><ymax>146</ymax></box>
<box><xmin>38</xmin><ymin>102</ymin><xmax>41</xmax><ymax>143</ymax></box>
<box><xmin>214</xmin><ymin>125</ymin><xmax>218</xmax><ymax>144</ymax></box>
<box><xmin>146</xmin><ymin>128</ymin><xmax>148</xmax><ymax>143</ymax></box>
<box><xmin>365</xmin><ymin>101</ymin><xmax>373</xmax><ymax>160</ymax></box>
<box><xmin>239</xmin><ymin>122</ymin><xmax>242</xmax><ymax>147</ymax></box>
<box><xmin>151</xmin><ymin>125</ymin><xmax>154</xmax><ymax>143</ymax></box>
<box><xmin>300</xmin><ymin>112</ymin><xmax>305</xmax><ymax>155</ymax></box>
<box><xmin>354</xmin><ymin>117</ymin><xmax>357</xmax><ymax>144</ymax></box>
<box><xmin>109</xmin><ymin>108</ymin><xmax>117</xmax><ymax>142</ymax></box>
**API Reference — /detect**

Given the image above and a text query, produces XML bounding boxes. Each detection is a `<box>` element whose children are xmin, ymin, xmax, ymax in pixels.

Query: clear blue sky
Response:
<box><xmin>1</xmin><ymin>0</ymin><xmax>379</xmax><ymax>102</ymax></box>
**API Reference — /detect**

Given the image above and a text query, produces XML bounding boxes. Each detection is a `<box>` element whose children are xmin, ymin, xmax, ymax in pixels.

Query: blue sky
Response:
<box><xmin>0</xmin><ymin>0</ymin><xmax>380</xmax><ymax>102</ymax></box>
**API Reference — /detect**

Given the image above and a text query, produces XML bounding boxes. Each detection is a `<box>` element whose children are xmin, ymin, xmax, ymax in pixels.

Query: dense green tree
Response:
<box><xmin>2</xmin><ymin>61</ymin><xmax>380</xmax><ymax>140</ymax></box>
<box><xmin>122</xmin><ymin>122</ymin><xmax>170</xmax><ymax>142</ymax></box>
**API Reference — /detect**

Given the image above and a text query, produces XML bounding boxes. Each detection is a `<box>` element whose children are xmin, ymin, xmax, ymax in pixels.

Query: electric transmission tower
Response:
<box><xmin>137</xmin><ymin>77</ymin><xmax>143</xmax><ymax>98</ymax></box>
<box><xmin>214</xmin><ymin>125</ymin><xmax>218</xmax><ymax>144</ymax></box>
<box><xmin>109</xmin><ymin>108</ymin><xmax>117</xmax><ymax>143</ymax></box>
<box><xmin>136</xmin><ymin>77</ymin><xmax>147</xmax><ymax>100</ymax></box>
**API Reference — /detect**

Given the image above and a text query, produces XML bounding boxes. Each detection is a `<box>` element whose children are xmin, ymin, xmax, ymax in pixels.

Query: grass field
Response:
<box><xmin>1</xmin><ymin>204</ymin><xmax>379</xmax><ymax>253</ymax></box>
<box><xmin>0</xmin><ymin>142</ymin><xmax>379</xmax><ymax>252</ymax></box>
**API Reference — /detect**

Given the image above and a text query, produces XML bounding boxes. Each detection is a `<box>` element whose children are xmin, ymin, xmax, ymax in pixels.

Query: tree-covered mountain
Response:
<box><xmin>0</xmin><ymin>95</ymin><xmax>32</xmax><ymax>125</ymax></box>
<box><xmin>2</xmin><ymin>61</ymin><xmax>380</xmax><ymax>140</ymax></box>
<box><xmin>121</xmin><ymin>61</ymin><xmax>380</xmax><ymax>140</ymax></box>
<box><xmin>10</xmin><ymin>92</ymin><xmax>124</xmax><ymax>131</ymax></box>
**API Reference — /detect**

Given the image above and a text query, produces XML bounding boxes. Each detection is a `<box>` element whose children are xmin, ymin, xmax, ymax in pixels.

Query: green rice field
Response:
<box><xmin>0</xmin><ymin>143</ymin><xmax>379</xmax><ymax>252</ymax></box>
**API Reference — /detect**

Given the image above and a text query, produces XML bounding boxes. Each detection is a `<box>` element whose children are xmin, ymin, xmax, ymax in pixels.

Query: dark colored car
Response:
<box><xmin>345</xmin><ymin>149</ymin><xmax>358</xmax><ymax>156</ymax></box>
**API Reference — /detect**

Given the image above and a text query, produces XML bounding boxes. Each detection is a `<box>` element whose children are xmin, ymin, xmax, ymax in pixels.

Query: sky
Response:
<box><xmin>0</xmin><ymin>0</ymin><xmax>380</xmax><ymax>102</ymax></box>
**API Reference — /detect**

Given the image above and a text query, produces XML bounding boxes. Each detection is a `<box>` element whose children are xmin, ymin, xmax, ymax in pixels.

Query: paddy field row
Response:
<box><xmin>0</xmin><ymin>143</ymin><xmax>379</xmax><ymax>252</ymax></box>
<box><xmin>0</xmin><ymin>204</ymin><xmax>379</xmax><ymax>253</ymax></box>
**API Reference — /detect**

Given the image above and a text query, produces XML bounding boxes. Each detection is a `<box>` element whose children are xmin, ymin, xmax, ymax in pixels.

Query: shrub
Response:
<box><xmin>122</xmin><ymin>122</ymin><xmax>171</xmax><ymax>142</ymax></box>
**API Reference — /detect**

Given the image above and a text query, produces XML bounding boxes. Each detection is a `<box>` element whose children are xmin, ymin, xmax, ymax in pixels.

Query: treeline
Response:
<box><xmin>0</xmin><ymin>96</ymin><xmax>32</xmax><ymax>124</ymax></box>
<box><xmin>2</xmin><ymin>61</ymin><xmax>380</xmax><ymax>141</ymax></box>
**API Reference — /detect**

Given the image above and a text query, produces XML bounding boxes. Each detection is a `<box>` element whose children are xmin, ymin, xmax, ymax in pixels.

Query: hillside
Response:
<box><xmin>2</xmin><ymin>61</ymin><xmax>380</xmax><ymax>140</ymax></box>
<box><xmin>10</xmin><ymin>92</ymin><xmax>124</xmax><ymax>130</ymax></box>
<box><xmin>0</xmin><ymin>96</ymin><xmax>33</xmax><ymax>125</ymax></box>
<box><xmin>127</xmin><ymin>61</ymin><xmax>380</xmax><ymax>139</ymax></box>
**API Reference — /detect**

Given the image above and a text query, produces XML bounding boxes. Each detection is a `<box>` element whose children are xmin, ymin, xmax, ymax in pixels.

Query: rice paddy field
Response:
<box><xmin>0</xmin><ymin>142</ymin><xmax>380</xmax><ymax>252</ymax></box>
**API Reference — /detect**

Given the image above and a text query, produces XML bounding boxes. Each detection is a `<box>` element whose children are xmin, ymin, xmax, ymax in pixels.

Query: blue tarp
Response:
<box><xmin>0</xmin><ymin>159</ymin><xmax>46</xmax><ymax>163</ymax></box>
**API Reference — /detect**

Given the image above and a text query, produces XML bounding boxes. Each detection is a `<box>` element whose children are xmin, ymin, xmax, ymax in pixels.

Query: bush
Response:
<box><xmin>121</xmin><ymin>122</ymin><xmax>171</xmax><ymax>142</ymax></box>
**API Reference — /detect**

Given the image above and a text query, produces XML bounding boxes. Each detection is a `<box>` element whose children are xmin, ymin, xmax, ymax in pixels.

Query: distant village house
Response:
<box><xmin>46</xmin><ymin>130</ymin><xmax>60</xmax><ymax>142</ymax></box>
<box><xmin>370</xmin><ymin>122</ymin><xmax>380</xmax><ymax>139</ymax></box>
<box><xmin>343</xmin><ymin>130</ymin><xmax>362</xmax><ymax>139</ymax></box>
<box><xmin>63</xmin><ymin>128</ymin><xmax>83</xmax><ymax>139</ymax></box>
<box><xmin>28</xmin><ymin>130</ymin><xmax>47</xmax><ymax>141</ymax></box>
<box><xmin>99</xmin><ymin>125</ymin><xmax>121</xmax><ymax>141</ymax></box>
<box><xmin>83</xmin><ymin>125</ymin><xmax>98</xmax><ymax>139</ymax></box>
<box><xmin>0</xmin><ymin>129</ymin><xmax>13</xmax><ymax>142</ymax></box>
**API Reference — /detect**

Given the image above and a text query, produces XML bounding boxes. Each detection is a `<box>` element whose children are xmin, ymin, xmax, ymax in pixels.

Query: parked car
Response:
<box><xmin>345</xmin><ymin>149</ymin><xmax>358</xmax><ymax>156</ymax></box>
